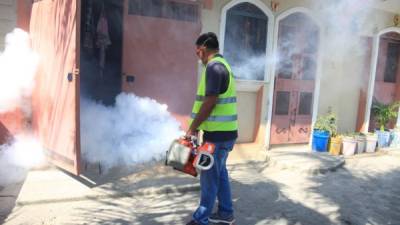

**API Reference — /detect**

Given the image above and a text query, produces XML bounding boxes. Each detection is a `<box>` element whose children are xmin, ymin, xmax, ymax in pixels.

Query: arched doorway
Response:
<box><xmin>364</xmin><ymin>28</ymin><xmax>400</xmax><ymax>132</ymax></box>
<box><xmin>270</xmin><ymin>11</ymin><xmax>321</xmax><ymax>145</ymax></box>
<box><xmin>223</xmin><ymin>2</ymin><xmax>268</xmax><ymax>81</ymax></box>
<box><xmin>220</xmin><ymin>0</ymin><xmax>273</xmax><ymax>143</ymax></box>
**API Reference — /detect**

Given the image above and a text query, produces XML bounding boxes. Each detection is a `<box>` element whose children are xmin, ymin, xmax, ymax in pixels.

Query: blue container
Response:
<box><xmin>376</xmin><ymin>130</ymin><xmax>390</xmax><ymax>148</ymax></box>
<box><xmin>312</xmin><ymin>130</ymin><xmax>330</xmax><ymax>152</ymax></box>
<box><xmin>390</xmin><ymin>131</ymin><xmax>400</xmax><ymax>148</ymax></box>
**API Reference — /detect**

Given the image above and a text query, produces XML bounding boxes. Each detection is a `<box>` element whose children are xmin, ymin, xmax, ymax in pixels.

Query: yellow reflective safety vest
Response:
<box><xmin>189</xmin><ymin>56</ymin><xmax>238</xmax><ymax>131</ymax></box>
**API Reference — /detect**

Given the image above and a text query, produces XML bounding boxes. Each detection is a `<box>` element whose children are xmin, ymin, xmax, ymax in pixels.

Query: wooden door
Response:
<box><xmin>121</xmin><ymin>0</ymin><xmax>201</xmax><ymax>129</ymax></box>
<box><xmin>30</xmin><ymin>0</ymin><xmax>81</xmax><ymax>174</ymax></box>
<box><xmin>270</xmin><ymin>13</ymin><xmax>318</xmax><ymax>145</ymax></box>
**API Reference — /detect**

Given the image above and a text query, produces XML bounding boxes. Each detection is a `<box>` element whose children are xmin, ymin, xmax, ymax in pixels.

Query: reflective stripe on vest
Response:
<box><xmin>189</xmin><ymin>56</ymin><xmax>238</xmax><ymax>131</ymax></box>
<box><xmin>195</xmin><ymin>96</ymin><xmax>237</xmax><ymax>104</ymax></box>
<box><xmin>191</xmin><ymin>113</ymin><xmax>238</xmax><ymax>122</ymax></box>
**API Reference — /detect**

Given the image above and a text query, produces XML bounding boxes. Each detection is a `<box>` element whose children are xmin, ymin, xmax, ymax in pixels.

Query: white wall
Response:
<box><xmin>200</xmin><ymin>0</ymin><xmax>398</xmax><ymax>143</ymax></box>
<box><xmin>315</xmin><ymin>8</ymin><xmax>395</xmax><ymax>133</ymax></box>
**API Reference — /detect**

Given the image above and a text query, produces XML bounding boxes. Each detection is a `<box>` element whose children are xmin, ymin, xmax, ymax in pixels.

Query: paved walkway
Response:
<box><xmin>0</xmin><ymin>145</ymin><xmax>369</xmax><ymax>225</ymax></box>
<box><xmin>267</xmin><ymin>144</ymin><xmax>345</xmax><ymax>174</ymax></box>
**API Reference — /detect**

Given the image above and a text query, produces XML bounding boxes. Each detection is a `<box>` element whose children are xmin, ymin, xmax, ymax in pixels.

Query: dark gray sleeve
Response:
<box><xmin>205</xmin><ymin>62</ymin><xmax>229</xmax><ymax>96</ymax></box>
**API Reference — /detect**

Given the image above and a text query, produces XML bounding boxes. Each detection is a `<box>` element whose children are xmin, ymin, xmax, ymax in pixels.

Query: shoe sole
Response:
<box><xmin>209</xmin><ymin>218</ymin><xmax>236</xmax><ymax>224</ymax></box>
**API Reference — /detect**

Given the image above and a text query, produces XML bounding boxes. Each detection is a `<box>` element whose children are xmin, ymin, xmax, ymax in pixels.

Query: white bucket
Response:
<box><xmin>356</xmin><ymin>136</ymin><xmax>366</xmax><ymax>154</ymax></box>
<box><xmin>342</xmin><ymin>137</ymin><xmax>357</xmax><ymax>156</ymax></box>
<box><xmin>365</xmin><ymin>135</ymin><xmax>378</xmax><ymax>153</ymax></box>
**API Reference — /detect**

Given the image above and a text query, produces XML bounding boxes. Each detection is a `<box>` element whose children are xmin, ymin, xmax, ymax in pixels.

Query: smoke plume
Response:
<box><xmin>80</xmin><ymin>93</ymin><xmax>183</xmax><ymax>170</ymax></box>
<box><xmin>0</xmin><ymin>29</ymin><xmax>43</xmax><ymax>185</ymax></box>
<box><xmin>0</xmin><ymin>28</ymin><xmax>38</xmax><ymax>115</ymax></box>
<box><xmin>232</xmin><ymin>55</ymin><xmax>266</xmax><ymax>81</ymax></box>
<box><xmin>311</xmin><ymin>0</ymin><xmax>373</xmax><ymax>58</ymax></box>
<box><xmin>0</xmin><ymin>135</ymin><xmax>44</xmax><ymax>185</ymax></box>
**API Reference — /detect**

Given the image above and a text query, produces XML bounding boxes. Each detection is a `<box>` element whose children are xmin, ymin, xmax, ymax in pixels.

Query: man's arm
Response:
<box><xmin>186</xmin><ymin>61</ymin><xmax>227</xmax><ymax>136</ymax></box>
<box><xmin>187</xmin><ymin>95</ymin><xmax>217</xmax><ymax>136</ymax></box>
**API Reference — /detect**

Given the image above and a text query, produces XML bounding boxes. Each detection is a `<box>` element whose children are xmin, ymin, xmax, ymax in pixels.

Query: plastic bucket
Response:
<box><xmin>312</xmin><ymin>130</ymin><xmax>330</xmax><ymax>152</ymax></box>
<box><xmin>329</xmin><ymin>137</ymin><xmax>342</xmax><ymax>155</ymax></box>
<box><xmin>365</xmin><ymin>135</ymin><xmax>377</xmax><ymax>153</ymax></box>
<box><xmin>390</xmin><ymin>131</ymin><xmax>400</xmax><ymax>148</ymax></box>
<box><xmin>342</xmin><ymin>137</ymin><xmax>357</xmax><ymax>156</ymax></box>
<box><xmin>376</xmin><ymin>130</ymin><xmax>390</xmax><ymax>148</ymax></box>
<box><xmin>356</xmin><ymin>135</ymin><xmax>366</xmax><ymax>154</ymax></box>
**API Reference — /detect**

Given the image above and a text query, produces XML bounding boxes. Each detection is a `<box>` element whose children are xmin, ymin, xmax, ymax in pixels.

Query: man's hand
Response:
<box><xmin>186</xmin><ymin>129</ymin><xmax>198</xmax><ymax>137</ymax></box>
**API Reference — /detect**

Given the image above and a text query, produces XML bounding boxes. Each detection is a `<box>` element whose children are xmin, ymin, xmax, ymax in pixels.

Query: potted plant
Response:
<box><xmin>355</xmin><ymin>132</ymin><xmax>366</xmax><ymax>154</ymax></box>
<box><xmin>342</xmin><ymin>132</ymin><xmax>357</xmax><ymax>156</ymax></box>
<box><xmin>329</xmin><ymin>134</ymin><xmax>342</xmax><ymax>156</ymax></box>
<box><xmin>365</xmin><ymin>132</ymin><xmax>378</xmax><ymax>153</ymax></box>
<box><xmin>371</xmin><ymin>100</ymin><xmax>400</xmax><ymax>148</ymax></box>
<box><xmin>313</xmin><ymin>108</ymin><xmax>337</xmax><ymax>152</ymax></box>
<box><xmin>390</xmin><ymin>126</ymin><xmax>400</xmax><ymax>148</ymax></box>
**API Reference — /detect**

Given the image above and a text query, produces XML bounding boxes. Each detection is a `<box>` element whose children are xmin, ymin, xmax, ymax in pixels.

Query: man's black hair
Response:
<box><xmin>195</xmin><ymin>32</ymin><xmax>219</xmax><ymax>50</ymax></box>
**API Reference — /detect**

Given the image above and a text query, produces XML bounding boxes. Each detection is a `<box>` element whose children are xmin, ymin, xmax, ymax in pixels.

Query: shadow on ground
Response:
<box><xmin>0</xmin><ymin>182</ymin><xmax>25</xmax><ymax>224</ymax></box>
<box><xmin>309</xmin><ymin>166</ymin><xmax>400</xmax><ymax>225</ymax></box>
<box><xmin>68</xmin><ymin>177</ymin><xmax>334</xmax><ymax>225</ymax></box>
<box><xmin>3</xmin><ymin>156</ymin><xmax>400</xmax><ymax>225</ymax></box>
<box><xmin>68</xmin><ymin>161</ymin><xmax>333</xmax><ymax>225</ymax></box>
<box><xmin>70</xmin><ymin>158</ymin><xmax>400</xmax><ymax>225</ymax></box>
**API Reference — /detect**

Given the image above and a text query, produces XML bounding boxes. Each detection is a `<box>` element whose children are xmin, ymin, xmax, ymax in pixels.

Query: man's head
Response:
<box><xmin>195</xmin><ymin>32</ymin><xmax>219</xmax><ymax>65</ymax></box>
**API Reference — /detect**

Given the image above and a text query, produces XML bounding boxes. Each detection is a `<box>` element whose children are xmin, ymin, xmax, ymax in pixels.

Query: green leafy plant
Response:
<box><xmin>314</xmin><ymin>108</ymin><xmax>338</xmax><ymax>136</ymax></box>
<box><xmin>371</xmin><ymin>100</ymin><xmax>400</xmax><ymax>131</ymax></box>
<box><xmin>354</xmin><ymin>132</ymin><xmax>365</xmax><ymax>137</ymax></box>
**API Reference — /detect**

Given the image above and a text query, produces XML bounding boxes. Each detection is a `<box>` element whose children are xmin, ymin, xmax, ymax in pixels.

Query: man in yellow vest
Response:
<box><xmin>186</xmin><ymin>32</ymin><xmax>237</xmax><ymax>225</ymax></box>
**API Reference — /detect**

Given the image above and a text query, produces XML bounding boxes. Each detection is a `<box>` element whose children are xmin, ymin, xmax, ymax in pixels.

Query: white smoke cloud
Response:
<box><xmin>311</xmin><ymin>0</ymin><xmax>373</xmax><ymax>58</ymax></box>
<box><xmin>80</xmin><ymin>93</ymin><xmax>183</xmax><ymax>170</ymax></box>
<box><xmin>0</xmin><ymin>135</ymin><xmax>45</xmax><ymax>185</ymax></box>
<box><xmin>232</xmin><ymin>55</ymin><xmax>266</xmax><ymax>81</ymax></box>
<box><xmin>0</xmin><ymin>29</ymin><xmax>44</xmax><ymax>185</ymax></box>
<box><xmin>223</xmin><ymin>0</ymin><xmax>375</xmax><ymax>81</ymax></box>
<box><xmin>0</xmin><ymin>28</ymin><xmax>39</xmax><ymax>115</ymax></box>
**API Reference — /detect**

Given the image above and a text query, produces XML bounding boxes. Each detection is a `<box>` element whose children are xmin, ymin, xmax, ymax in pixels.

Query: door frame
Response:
<box><xmin>266</xmin><ymin>7</ymin><xmax>323</xmax><ymax>148</ymax></box>
<box><xmin>219</xmin><ymin>0</ymin><xmax>274</xmax><ymax>144</ymax></box>
<box><xmin>363</xmin><ymin>27</ymin><xmax>400</xmax><ymax>133</ymax></box>
<box><xmin>219</xmin><ymin>0</ymin><xmax>275</xmax><ymax>83</ymax></box>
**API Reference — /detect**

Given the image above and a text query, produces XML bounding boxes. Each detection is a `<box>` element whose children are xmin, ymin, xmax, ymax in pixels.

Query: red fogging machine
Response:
<box><xmin>165</xmin><ymin>136</ymin><xmax>215</xmax><ymax>177</ymax></box>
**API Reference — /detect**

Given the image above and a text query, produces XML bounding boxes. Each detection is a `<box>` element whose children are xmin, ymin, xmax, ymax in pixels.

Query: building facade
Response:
<box><xmin>1</xmin><ymin>0</ymin><xmax>400</xmax><ymax>175</ymax></box>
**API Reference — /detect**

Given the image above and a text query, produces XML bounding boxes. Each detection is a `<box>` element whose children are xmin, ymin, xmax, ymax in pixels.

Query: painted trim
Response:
<box><xmin>363</xmin><ymin>27</ymin><xmax>400</xmax><ymax>133</ymax></box>
<box><xmin>219</xmin><ymin>0</ymin><xmax>274</xmax><ymax>82</ymax></box>
<box><xmin>219</xmin><ymin>0</ymin><xmax>275</xmax><ymax>149</ymax></box>
<box><xmin>265</xmin><ymin>7</ymin><xmax>323</xmax><ymax>149</ymax></box>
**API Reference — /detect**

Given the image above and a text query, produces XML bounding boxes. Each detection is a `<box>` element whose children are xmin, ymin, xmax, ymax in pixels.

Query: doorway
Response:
<box><xmin>80</xmin><ymin>0</ymin><xmax>123</xmax><ymax>105</ymax></box>
<box><xmin>369</xmin><ymin>31</ymin><xmax>400</xmax><ymax>131</ymax></box>
<box><xmin>121</xmin><ymin>0</ymin><xmax>201</xmax><ymax>129</ymax></box>
<box><xmin>270</xmin><ymin>12</ymin><xmax>320</xmax><ymax>145</ymax></box>
<box><xmin>221</xmin><ymin>1</ymin><xmax>273</xmax><ymax>143</ymax></box>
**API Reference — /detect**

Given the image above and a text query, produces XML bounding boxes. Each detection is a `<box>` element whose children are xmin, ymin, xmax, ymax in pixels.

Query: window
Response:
<box><xmin>275</xmin><ymin>91</ymin><xmax>290</xmax><ymax>115</ymax></box>
<box><xmin>224</xmin><ymin>3</ymin><xmax>268</xmax><ymax>81</ymax></box>
<box><xmin>277</xmin><ymin>25</ymin><xmax>295</xmax><ymax>79</ymax></box>
<box><xmin>298</xmin><ymin>92</ymin><xmax>313</xmax><ymax>115</ymax></box>
<box><xmin>302</xmin><ymin>56</ymin><xmax>316</xmax><ymax>80</ymax></box>
<box><xmin>277</xmin><ymin>12</ymin><xmax>319</xmax><ymax>81</ymax></box>
<box><xmin>128</xmin><ymin>0</ymin><xmax>198</xmax><ymax>22</ymax></box>
<box><xmin>384</xmin><ymin>42</ymin><xmax>400</xmax><ymax>83</ymax></box>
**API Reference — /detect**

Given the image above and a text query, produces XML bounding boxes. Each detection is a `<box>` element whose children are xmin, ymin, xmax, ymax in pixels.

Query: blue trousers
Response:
<box><xmin>192</xmin><ymin>139</ymin><xmax>236</xmax><ymax>225</ymax></box>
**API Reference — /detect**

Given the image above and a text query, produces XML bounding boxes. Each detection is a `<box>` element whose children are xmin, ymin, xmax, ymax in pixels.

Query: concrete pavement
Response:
<box><xmin>1</xmin><ymin>145</ymin><xmax>352</xmax><ymax>224</ymax></box>
<box><xmin>14</xmin><ymin>145</ymin><xmax>346</xmax><ymax>205</ymax></box>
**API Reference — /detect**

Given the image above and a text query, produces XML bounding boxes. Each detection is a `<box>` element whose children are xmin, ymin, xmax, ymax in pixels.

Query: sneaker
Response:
<box><xmin>209</xmin><ymin>213</ymin><xmax>235</xmax><ymax>224</ymax></box>
<box><xmin>186</xmin><ymin>220</ymin><xmax>200</xmax><ymax>225</ymax></box>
